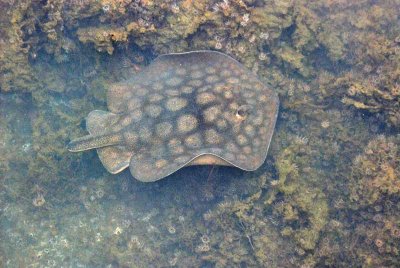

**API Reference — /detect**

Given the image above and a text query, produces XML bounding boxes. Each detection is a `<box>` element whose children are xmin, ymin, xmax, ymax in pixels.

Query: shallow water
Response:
<box><xmin>1</xmin><ymin>1</ymin><xmax>400</xmax><ymax>267</ymax></box>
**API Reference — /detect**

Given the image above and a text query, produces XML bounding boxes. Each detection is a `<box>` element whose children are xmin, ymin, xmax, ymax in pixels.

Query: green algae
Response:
<box><xmin>348</xmin><ymin>135</ymin><xmax>400</xmax><ymax>208</ymax></box>
<box><xmin>0</xmin><ymin>2</ymin><xmax>37</xmax><ymax>92</ymax></box>
<box><xmin>77</xmin><ymin>27</ymin><xmax>129</xmax><ymax>55</ymax></box>
<box><xmin>272</xmin><ymin>143</ymin><xmax>329</xmax><ymax>251</ymax></box>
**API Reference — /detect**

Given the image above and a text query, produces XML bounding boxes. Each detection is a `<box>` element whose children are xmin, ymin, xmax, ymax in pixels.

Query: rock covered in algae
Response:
<box><xmin>1</xmin><ymin>0</ymin><xmax>400</xmax><ymax>267</ymax></box>
<box><xmin>271</xmin><ymin>140</ymin><xmax>329</xmax><ymax>251</ymax></box>
<box><xmin>348</xmin><ymin>135</ymin><xmax>399</xmax><ymax>208</ymax></box>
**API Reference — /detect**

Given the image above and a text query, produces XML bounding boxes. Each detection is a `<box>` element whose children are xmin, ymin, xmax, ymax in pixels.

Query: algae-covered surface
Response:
<box><xmin>0</xmin><ymin>0</ymin><xmax>399</xmax><ymax>267</ymax></box>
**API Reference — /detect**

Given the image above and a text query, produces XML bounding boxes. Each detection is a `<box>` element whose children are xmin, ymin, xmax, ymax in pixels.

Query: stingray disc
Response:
<box><xmin>68</xmin><ymin>50</ymin><xmax>279</xmax><ymax>182</ymax></box>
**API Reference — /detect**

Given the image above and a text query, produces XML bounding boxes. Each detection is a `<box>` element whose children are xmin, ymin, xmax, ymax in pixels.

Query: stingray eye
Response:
<box><xmin>235</xmin><ymin>105</ymin><xmax>251</xmax><ymax>120</ymax></box>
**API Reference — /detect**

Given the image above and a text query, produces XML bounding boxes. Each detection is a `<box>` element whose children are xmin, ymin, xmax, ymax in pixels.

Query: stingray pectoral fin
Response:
<box><xmin>129</xmin><ymin>153</ymin><xmax>192</xmax><ymax>182</ymax></box>
<box><xmin>86</xmin><ymin>110</ymin><xmax>119</xmax><ymax>135</ymax></box>
<box><xmin>97</xmin><ymin>146</ymin><xmax>132</xmax><ymax>174</ymax></box>
<box><xmin>67</xmin><ymin>133</ymin><xmax>123</xmax><ymax>152</ymax></box>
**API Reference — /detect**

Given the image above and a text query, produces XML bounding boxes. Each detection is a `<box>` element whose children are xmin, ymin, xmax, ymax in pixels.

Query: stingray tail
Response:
<box><xmin>67</xmin><ymin>133</ymin><xmax>123</xmax><ymax>152</ymax></box>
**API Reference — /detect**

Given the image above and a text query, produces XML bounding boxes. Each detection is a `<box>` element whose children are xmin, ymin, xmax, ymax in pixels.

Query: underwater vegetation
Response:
<box><xmin>349</xmin><ymin>135</ymin><xmax>399</xmax><ymax>208</ymax></box>
<box><xmin>0</xmin><ymin>0</ymin><xmax>399</xmax><ymax>267</ymax></box>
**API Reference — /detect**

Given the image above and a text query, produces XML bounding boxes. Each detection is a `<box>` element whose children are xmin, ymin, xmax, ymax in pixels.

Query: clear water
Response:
<box><xmin>1</xmin><ymin>1</ymin><xmax>399</xmax><ymax>267</ymax></box>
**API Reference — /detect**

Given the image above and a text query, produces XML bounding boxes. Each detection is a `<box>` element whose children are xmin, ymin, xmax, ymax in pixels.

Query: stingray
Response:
<box><xmin>67</xmin><ymin>51</ymin><xmax>279</xmax><ymax>182</ymax></box>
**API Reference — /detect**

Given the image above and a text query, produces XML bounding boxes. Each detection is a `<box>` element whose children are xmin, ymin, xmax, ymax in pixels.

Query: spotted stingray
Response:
<box><xmin>67</xmin><ymin>51</ymin><xmax>279</xmax><ymax>182</ymax></box>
